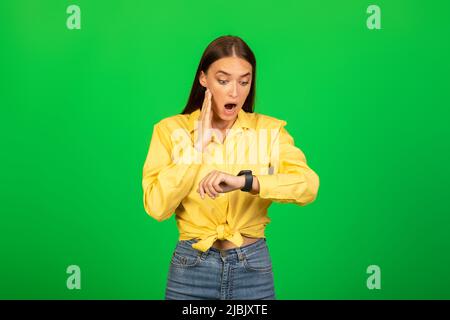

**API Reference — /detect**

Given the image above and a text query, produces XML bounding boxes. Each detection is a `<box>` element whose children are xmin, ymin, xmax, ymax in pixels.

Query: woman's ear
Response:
<box><xmin>199</xmin><ymin>71</ymin><xmax>207</xmax><ymax>88</ymax></box>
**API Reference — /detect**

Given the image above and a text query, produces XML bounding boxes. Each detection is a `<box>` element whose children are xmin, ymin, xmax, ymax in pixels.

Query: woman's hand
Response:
<box><xmin>197</xmin><ymin>170</ymin><xmax>246</xmax><ymax>199</ymax></box>
<box><xmin>194</xmin><ymin>89</ymin><xmax>214</xmax><ymax>153</ymax></box>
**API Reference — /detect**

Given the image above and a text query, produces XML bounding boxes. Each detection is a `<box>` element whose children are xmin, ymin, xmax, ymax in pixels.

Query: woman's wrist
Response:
<box><xmin>238</xmin><ymin>175</ymin><xmax>246</xmax><ymax>189</ymax></box>
<box><xmin>237</xmin><ymin>175</ymin><xmax>259</xmax><ymax>194</ymax></box>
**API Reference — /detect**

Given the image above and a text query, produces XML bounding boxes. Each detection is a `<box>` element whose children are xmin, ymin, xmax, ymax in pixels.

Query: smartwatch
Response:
<box><xmin>237</xmin><ymin>170</ymin><xmax>253</xmax><ymax>192</ymax></box>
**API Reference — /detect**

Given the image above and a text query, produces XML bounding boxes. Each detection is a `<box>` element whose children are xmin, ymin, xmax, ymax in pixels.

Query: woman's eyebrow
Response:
<box><xmin>216</xmin><ymin>70</ymin><xmax>251</xmax><ymax>78</ymax></box>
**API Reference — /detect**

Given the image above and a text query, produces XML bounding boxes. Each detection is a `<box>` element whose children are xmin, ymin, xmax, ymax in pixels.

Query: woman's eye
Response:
<box><xmin>217</xmin><ymin>79</ymin><xmax>249</xmax><ymax>86</ymax></box>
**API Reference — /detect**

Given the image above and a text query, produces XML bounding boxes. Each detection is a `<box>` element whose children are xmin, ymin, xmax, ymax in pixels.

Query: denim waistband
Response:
<box><xmin>176</xmin><ymin>238</ymin><xmax>267</xmax><ymax>262</ymax></box>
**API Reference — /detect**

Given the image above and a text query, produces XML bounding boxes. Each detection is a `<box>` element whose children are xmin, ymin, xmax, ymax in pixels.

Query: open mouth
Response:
<box><xmin>224</xmin><ymin>103</ymin><xmax>237</xmax><ymax>110</ymax></box>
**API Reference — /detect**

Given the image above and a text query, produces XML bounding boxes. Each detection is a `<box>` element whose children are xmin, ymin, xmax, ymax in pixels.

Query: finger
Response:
<box><xmin>195</xmin><ymin>90</ymin><xmax>209</xmax><ymax>148</ymax></box>
<box><xmin>202</xmin><ymin>90</ymin><xmax>212</xmax><ymax>132</ymax></box>
<box><xmin>195</xmin><ymin>99</ymin><xmax>205</xmax><ymax>134</ymax></box>
<box><xmin>205</xmin><ymin>91</ymin><xmax>212</xmax><ymax>128</ymax></box>
<box><xmin>202</xmin><ymin>173</ymin><xmax>216</xmax><ymax>198</ymax></box>
<box><xmin>199</xmin><ymin>181</ymin><xmax>206</xmax><ymax>199</ymax></box>
<box><xmin>199</xmin><ymin>178</ymin><xmax>210</xmax><ymax>199</ymax></box>
<box><xmin>200</xmin><ymin>89</ymin><xmax>209</xmax><ymax>120</ymax></box>
<box><xmin>204</xmin><ymin>171</ymin><xmax>218</xmax><ymax>198</ymax></box>
<box><xmin>199</xmin><ymin>171</ymin><xmax>213</xmax><ymax>199</ymax></box>
<box><xmin>198</xmin><ymin>174</ymin><xmax>208</xmax><ymax>200</ymax></box>
<box><xmin>211</xmin><ymin>173</ymin><xmax>224</xmax><ymax>194</ymax></box>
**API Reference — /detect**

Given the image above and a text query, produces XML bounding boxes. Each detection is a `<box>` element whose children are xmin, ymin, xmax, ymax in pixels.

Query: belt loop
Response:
<box><xmin>235</xmin><ymin>247</ymin><xmax>245</xmax><ymax>262</ymax></box>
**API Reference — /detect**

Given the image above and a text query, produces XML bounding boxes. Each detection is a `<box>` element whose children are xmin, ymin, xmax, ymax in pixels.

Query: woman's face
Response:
<box><xmin>199</xmin><ymin>56</ymin><xmax>253</xmax><ymax>123</ymax></box>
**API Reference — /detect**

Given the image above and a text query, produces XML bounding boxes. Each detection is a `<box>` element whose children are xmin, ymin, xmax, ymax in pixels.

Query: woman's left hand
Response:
<box><xmin>197</xmin><ymin>170</ymin><xmax>245</xmax><ymax>199</ymax></box>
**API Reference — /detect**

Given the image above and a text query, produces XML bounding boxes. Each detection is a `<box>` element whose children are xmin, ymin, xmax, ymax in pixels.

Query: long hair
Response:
<box><xmin>181</xmin><ymin>35</ymin><xmax>256</xmax><ymax>114</ymax></box>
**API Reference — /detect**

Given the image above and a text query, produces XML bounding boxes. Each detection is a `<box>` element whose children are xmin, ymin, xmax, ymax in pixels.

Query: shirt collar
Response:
<box><xmin>187</xmin><ymin>108</ymin><xmax>253</xmax><ymax>133</ymax></box>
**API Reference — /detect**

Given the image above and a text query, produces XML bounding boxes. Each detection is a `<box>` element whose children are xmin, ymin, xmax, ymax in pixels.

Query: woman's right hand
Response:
<box><xmin>194</xmin><ymin>89</ymin><xmax>213</xmax><ymax>153</ymax></box>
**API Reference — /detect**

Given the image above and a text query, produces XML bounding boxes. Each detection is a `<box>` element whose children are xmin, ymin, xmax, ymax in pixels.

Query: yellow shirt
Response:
<box><xmin>142</xmin><ymin>108</ymin><xmax>319</xmax><ymax>252</ymax></box>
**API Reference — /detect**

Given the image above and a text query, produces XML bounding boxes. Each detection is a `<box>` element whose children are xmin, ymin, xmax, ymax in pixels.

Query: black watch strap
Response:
<box><xmin>237</xmin><ymin>170</ymin><xmax>253</xmax><ymax>192</ymax></box>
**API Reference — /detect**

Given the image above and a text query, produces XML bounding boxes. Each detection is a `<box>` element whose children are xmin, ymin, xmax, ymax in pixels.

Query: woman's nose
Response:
<box><xmin>229</xmin><ymin>82</ymin><xmax>238</xmax><ymax>98</ymax></box>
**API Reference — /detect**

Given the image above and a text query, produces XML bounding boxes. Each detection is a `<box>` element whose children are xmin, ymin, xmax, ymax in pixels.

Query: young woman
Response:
<box><xmin>142</xmin><ymin>35</ymin><xmax>319</xmax><ymax>300</ymax></box>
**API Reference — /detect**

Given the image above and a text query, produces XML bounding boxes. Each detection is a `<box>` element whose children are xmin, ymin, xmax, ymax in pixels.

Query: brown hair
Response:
<box><xmin>181</xmin><ymin>35</ymin><xmax>256</xmax><ymax>114</ymax></box>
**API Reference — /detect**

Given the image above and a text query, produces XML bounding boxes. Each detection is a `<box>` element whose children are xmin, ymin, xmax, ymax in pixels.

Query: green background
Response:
<box><xmin>1</xmin><ymin>0</ymin><xmax>449</xmax><ymax>299</ymax></box>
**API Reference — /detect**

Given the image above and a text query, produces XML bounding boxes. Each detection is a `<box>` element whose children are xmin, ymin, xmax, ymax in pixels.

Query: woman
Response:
<box><xmin>142</xmin><ymin>35</ymin><xmax>319</xmax><ymax>300</ymax></box>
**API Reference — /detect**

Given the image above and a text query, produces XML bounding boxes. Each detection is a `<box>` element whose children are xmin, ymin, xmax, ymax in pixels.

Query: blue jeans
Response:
<box><xmin>165</xmin><ymin>238</ymin><xmax>276</xmax><ymax>300</ymax></box>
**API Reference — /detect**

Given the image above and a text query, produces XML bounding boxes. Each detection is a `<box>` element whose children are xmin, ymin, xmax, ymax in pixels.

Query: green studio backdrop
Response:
<box><xmin>1</xmin><ymin>0</ymin><xmax>449</xmax><ymax>299</ymax></box>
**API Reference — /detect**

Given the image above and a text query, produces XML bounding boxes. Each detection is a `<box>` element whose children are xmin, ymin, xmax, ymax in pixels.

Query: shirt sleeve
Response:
<box><xmin>254</xmin><ymin>124</ymin><xmax>320</xmax><ymax>206</ymax></box>
<box><xmin>142</xmin><ymin>122</ymin><xmax>202</xmax><ymax>221</ymax></box>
